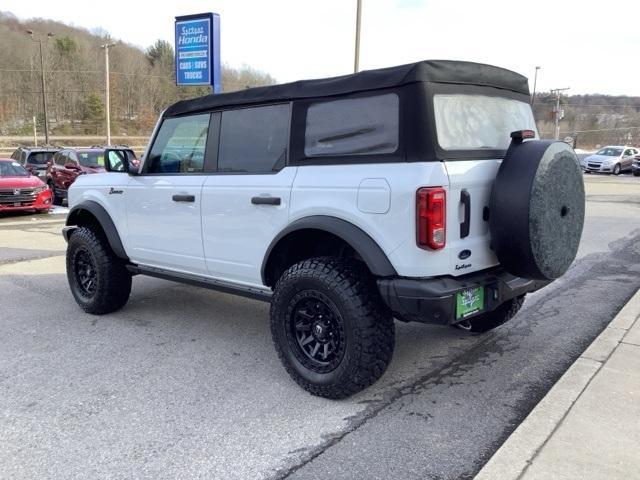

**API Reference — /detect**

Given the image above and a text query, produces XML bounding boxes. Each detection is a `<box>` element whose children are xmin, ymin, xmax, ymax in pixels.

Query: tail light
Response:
<box><xmin>416</xmin><ymin>187</ymin><xmax>446</xmax><ymax>250</ymax></box>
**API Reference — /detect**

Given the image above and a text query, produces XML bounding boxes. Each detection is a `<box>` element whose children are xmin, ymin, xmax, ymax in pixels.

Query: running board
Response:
<box><xmin>126</xmin><ymin>264</ymin><xmax>272</xmax><ymax>302</ymax></box>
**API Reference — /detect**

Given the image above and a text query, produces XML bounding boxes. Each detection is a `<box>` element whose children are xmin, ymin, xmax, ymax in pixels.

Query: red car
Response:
<box><xmin>46</xmin><ymin>147</ymin><xmax>136</xmax><ymax>205</ymax></box>
<box><xmin>0</xmin><ymin>158</ymin><xmax>52</xmax><ymax>214</ymax></box>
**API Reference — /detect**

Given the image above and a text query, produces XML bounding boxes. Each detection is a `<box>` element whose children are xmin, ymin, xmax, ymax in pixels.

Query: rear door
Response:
<box><xmin>125</xmin><ymin>113</ymin><xmax>211</xmax><ymax>275</ymax></box>
<box><xmin>201</xmin><ymin>103</ymin><xmax>295</xmax><ymax>287</ymax></box>
<box><xmin>433</xmin><ymin>91</ymin><xmax>538</xmax><ymax>276</ymax></box>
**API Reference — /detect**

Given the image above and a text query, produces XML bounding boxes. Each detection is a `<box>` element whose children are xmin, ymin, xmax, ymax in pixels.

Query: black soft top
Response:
<box><xmin>164</xmin><ymin>60</ymin><xmax>529</xmax><ymax>117</ymax></box>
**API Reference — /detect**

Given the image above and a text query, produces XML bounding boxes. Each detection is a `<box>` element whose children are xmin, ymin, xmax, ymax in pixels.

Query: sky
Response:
<box><xmin>3</xmin><ymin>0</ymin><xmax>640</xmax><ymax>96</ymax></box>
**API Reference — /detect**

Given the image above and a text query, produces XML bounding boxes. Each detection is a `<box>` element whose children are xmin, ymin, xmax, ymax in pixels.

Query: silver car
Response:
<box><xmin>581</xmin><ymin>146</ymin><xmax>638</xmax><ymax>175</ymax></box>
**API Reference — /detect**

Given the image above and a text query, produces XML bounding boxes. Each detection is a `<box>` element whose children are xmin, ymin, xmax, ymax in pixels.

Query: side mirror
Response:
<box><xmin>104</xmin><ymin>149</ymin><xmax>130</xmax><ymax>174</ymax></box>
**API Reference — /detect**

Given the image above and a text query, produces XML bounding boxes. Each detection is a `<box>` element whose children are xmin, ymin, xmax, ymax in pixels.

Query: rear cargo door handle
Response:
<box><xmin>251</xmin><ymin>196</ymin><xmax>281</xmax><ymax>206</ymax></box>
<box><xmin>460</xmin><ymin>189</ymin><xmax>471</xmax><ymax>238</ymax></box>
<box><xmin>172</xmin><ymin>194</ymin><xmax>195</xmax><ymax>203</ymax></box>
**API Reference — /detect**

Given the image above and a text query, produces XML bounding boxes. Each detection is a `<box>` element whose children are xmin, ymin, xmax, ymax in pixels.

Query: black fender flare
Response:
<box><xmin>261</xmin><ymin>215</ymin><xmax>397</xmax><ymax>285</ymax></box>
<box><xmin>65</xmin><ymin>200</ymin><xmax>128</xmax><ymax>260</ymax></box>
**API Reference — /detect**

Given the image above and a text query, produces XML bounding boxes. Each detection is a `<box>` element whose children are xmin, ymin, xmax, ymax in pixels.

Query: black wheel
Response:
<box><xmin>613</xmin><ymin>164</ymin><xmax>621</xmax><ymax>175</ymax></box>
<box><xmin>66</xmin><ymin>226</ymin><xmax>132</xmax><ymax>314</ymax></box>
<box><xmin>454</xmin><ymin>295</ymin><xmax>525</xmax><ymax>334</ymax></box>
<box><xmin>48</xmin><ymin>181</ymin><xmax>62</xmax><ymax>206</ymax></box>
<box><xmin>633</xmin><ymin>170</ymin><xmax>640</xmax><ymax>177</ymax></box>
<box><xmin>270</xmin><ymin>257</ymin><xmax>394</xmax><ymax>399</ymax></box>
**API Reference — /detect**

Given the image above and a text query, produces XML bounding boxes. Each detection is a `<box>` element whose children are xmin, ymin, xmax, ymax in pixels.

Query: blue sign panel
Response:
<box><xmin>175</xmin><ymin>13</ymin><xmax>220</xmax><ymax>91</ymax></box>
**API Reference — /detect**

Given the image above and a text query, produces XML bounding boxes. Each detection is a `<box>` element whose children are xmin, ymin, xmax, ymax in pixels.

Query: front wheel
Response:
<box><xmin>48</xmin><ymin>181</ymin><xmax>63</xmax><ymax>206</ymax></box>
<box><xmin>270</xmin><ymin>257</ymin><xmax>394</xmax><ymax>399</ymax></box>
<box><xmin>66</xmin><ymin>226</ymin><xmax>132</xmax><ymax>314</ymax></box>
<box><xmin>613</xmin><ymin>164</ymin><xmax>621</xmax><ymax>175</ymax></box>
<box><xmin>633</xmin><ymin>170</ymin><xmax>640</xmax><ymax>177</ymax></box>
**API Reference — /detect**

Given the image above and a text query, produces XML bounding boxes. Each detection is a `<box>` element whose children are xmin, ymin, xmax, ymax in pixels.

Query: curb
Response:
<box><xmin>475</xmin><ymin>288</ymin><xmax>640</xmax><ymax>480</ymax></box>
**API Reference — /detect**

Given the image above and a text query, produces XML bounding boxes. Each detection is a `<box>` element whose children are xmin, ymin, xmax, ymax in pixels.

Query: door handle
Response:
<box><xmin>251</xmin><ymin>196</ymin><xmax>281</xmax><ymax>206</ymax></box>
<box><xmin>460</xmin><ymin>189</ymin><xmax>471</xmax><ymax>238</ymax></box>
<box><xmin>172</xmin><ymin>194</ymin><xmax>195</xmax><ymax>203</ymax></box>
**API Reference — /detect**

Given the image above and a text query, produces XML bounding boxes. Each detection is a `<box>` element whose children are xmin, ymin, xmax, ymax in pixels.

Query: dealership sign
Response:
<box><xmin>175</xmin><ymin>13</ymin><xmax>221</xmax><ymax>92</ymax></box>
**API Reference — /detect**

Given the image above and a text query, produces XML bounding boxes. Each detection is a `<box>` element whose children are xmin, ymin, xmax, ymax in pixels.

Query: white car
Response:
<box><xmin>581</xmin><ymin>146</ymin><xmax>638</xmax><ymax>175</ymax></box>
<box><xmin>62</xmin><ymin>60</ymin><xmax>585</xmax><ymax>399</ymax></box>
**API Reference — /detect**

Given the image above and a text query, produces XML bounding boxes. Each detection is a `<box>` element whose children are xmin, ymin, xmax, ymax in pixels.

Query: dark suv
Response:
<box><xmin>47</xmin><ymin>147</ymin><xmax>136</xmax><ymax>205</ymax></box>
<box><xmin>11</xmin><ymin>147</ymin><xmax>60</xmax><ymax>179</ymax></box>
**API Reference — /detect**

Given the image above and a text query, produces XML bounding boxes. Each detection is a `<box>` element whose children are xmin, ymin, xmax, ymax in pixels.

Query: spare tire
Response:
<box><xmin>489</xmin><ymin>140</ymin><xmax>585</xmax><ymax>280</ymax></box>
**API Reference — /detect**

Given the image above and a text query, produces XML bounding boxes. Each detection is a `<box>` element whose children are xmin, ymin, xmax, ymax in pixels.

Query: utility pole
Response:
<box><xmin>354</xmin><ymin>0</ymin><xmax>362</xmax><ymax>73</ymax></box>
<box><xmin>531</xmin><ymin>66</ymin><xmax>541</xmax><ymax>106</ymax></box>
<box><xmin>101</xmin><ymin>42</ymin><xmax>116</xmax><ymax>146</ymax></box>
<box><xmin>550</xmin><ymin>87</ymin><xmax>570</xmax><ymax>140</ymax></box>
<box><xmin>26</xmin><ymin>30</ymin><xmax>54</xmax><ymax>145</ymax></box>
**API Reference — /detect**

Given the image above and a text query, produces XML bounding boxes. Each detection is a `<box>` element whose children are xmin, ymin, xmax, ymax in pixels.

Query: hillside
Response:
<box><xmin>0</xmin><ymin>11</ymin><xmax>275</xmax><ymax>137</ymax></box>
<box><xmin>534</xmin><ymin>93</ymin><xmax>640</xmax><ymax>148</ymax></box>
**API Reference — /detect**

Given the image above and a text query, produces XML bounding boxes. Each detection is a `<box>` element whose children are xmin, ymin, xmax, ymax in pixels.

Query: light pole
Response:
<box><xmin>354</xmin><ymin>0</ymin><xmax>362</xmax><ymax>73</ymax></box>
<box><xmin>531</xmin><ymin>66</ymin><xmax>541</xmax><ymax>106</ymax></box>
<box><xmin>550</xmin><ymin>87</ymin><xmax>570</xmax><ymax>140</ymax></box>
<box><xmin>101</xmin><ymin>42</ymin><xmax>116</xmax><ymax>146</ymax></box>
<box><xmin>26</xmin><ymin>30</ymin><xmax>54</xmax><ymax>145</ymax></box>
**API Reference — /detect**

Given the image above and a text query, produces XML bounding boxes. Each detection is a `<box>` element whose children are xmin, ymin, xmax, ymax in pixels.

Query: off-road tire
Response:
<box><xmin>48</xmin><ymin>181</ymin><xmax>63</xmax><ymax>206</ymax></box>
<box><xmin>270</xmin><ymin>257</ymin><xmax>395</xmax><ymax>399</ymax></box>
<box><xmin>66</xmin><ymin>226</ymin><xmax>132</xmax><ymax>315</ymax></box>
<box><xmin>455</xmin><ymin>295</ymin><xmax>525</xmax><ymax>334</ymax></box>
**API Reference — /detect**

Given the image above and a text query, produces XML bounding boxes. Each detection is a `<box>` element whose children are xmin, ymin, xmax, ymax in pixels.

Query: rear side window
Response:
<box><xmin>147</xmin><ymin>114</ymin><xmax>210</xmax><ymax>174</ymax></box>
<box><xmin>433</xmin><ymin>94</ymin><xmax>537</xmax><ymax>151</ymax></box>
<box><xmin>218</xmin><ymin>104</ymin><xmax>290</xmax><ymax>173</ymax></box>
<box><xmin>304</xmin><ymin>93</ymin><xmax>399</xmax><ymax>157</ymax></box>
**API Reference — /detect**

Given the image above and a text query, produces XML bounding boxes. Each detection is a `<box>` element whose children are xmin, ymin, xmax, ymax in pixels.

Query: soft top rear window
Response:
<box><xmin>433</xmin><ymin>94</ymin><xmax>537</xmax><ymax>151</ymax></box>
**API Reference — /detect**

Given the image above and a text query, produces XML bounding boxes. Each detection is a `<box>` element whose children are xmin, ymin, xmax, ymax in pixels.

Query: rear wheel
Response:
<box><xmin>270</xmin><ymin>257</ymin><xmax>394</xmax><ymax>399</ymax></box>
<box><xmin>66</xmin><ymin>226</ymin><xmax>132</xmax><ymax>314</ymax></box>
<box><xmin>454</xmin><ymin>295</ymin><xmax>525</xmax><ymax>334</ymax></box>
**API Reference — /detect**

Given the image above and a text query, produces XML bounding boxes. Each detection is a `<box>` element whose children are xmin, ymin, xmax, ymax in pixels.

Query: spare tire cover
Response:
<box><xmin>489</xmin><ymin>140</ymin><xmax>585</xmax><ymax>280</ymax></box>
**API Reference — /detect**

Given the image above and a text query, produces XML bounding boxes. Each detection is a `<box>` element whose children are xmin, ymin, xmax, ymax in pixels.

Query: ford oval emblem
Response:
<box><xmin>458</xmin><ymin>249</ymin><xmax>471</xmax><ymax>260</ymax></box>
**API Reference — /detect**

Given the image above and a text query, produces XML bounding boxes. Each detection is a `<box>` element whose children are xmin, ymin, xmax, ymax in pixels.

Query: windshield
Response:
<box><xmin>78</xmin><ymin>151</ymin><xmax>105</xmax><ymax>168</ymax></box>
<box><xmin>595</xmin><ymin>147</ymin><xmax>622</xmax><ymax>157</ymax></box>
<box><xmin>433</xmin><ymin>94</ymin><xmax>537</xmax><ymax>151</ymax></box>
<box><xmin>0</xmin><ymin>161</ymin><xmax>29</xmax><ymax>177</ymax></box>
<box><xmin>27</xmin><ymin>151</ymin><xmax>56</xmax><ymax>165</ymax></box>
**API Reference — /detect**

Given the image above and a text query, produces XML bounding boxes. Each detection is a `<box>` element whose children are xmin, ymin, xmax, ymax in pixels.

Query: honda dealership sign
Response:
<box><xmin>175</xmin><ymin>13</ymin><xmax>221</xmax><ymax>92</ymax></box>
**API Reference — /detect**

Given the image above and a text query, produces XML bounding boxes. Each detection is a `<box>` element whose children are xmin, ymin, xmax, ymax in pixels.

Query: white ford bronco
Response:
<box><xmin>63</xmin><ymin>60</ymin><xmax>585</xmax><ymax>399</ymax></box>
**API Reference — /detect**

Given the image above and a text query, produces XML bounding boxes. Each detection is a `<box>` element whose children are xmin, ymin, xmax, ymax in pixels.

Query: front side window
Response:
<box><xmin>147</xmin><ymin>114</ymin><xmax>210</xmax><ymax>174</ymax></box>
<box><xmin>218</xmin><ymin>104</ymin><xmax>290</xmax><ymax>173</ymax></box>
<box><xmin>304</xmin><ymin>93</ymin><xmax>399</xmax><ymax>157</ymax></box>
<box><xmin>54</xmin><ymin>152</ymin><xmax>67</xmax><ymax>166</ymax></box>
<box><xmin>433</xmin><ymin>94</ymin><xmax>537</xmax><ymax>151</ymax></box>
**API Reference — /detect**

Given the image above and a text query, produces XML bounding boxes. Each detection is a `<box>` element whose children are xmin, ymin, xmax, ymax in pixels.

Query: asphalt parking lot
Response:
<box><xmin>1</xmin><ymin>174</ymin><xmax>639</xmax><ymax>480</ymax></box>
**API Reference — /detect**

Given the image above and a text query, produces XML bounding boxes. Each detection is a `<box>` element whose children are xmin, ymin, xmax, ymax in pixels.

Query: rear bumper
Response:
<box><xmin>377</xmin><ymin>268</ymin><xmax>550</xmax><ymax>325</ymax></box>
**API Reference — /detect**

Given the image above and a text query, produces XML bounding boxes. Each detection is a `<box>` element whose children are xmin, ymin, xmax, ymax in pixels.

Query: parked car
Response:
<box><xmin>62</xmin><ymin>60</ymin><xmax>585</xmax><ymax>399</ymax></box>
<box><xmin>0</xmin><ymin>158</ymin><xmax>52</xmax><ymax>214</ymax></box>
<box><xmin>10</xmin><ymin>146</ymin><xmax>60</xmax><ymax>179</ymax></box>
<box><xmin>632</xmin><ymin>153</ymin><xmax>640</xmax><ymax>177</ymax></box>
<box><xmin>46</xmin><ymin>147</ymin><xmax>136</xmax><ymax>205</ymax></box>
<box><xmin>581</xmin><ymin>146</ymin><xmax>637</xmax><ymax>175</ymax></box>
